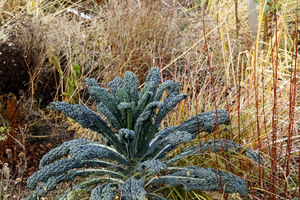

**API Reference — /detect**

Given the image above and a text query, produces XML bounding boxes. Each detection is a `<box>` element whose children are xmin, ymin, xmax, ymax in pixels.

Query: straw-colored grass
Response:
<box><xmin>0</xmin><ymin>0</ymin><xmax>299</xmax><ymax>199</ymax></box>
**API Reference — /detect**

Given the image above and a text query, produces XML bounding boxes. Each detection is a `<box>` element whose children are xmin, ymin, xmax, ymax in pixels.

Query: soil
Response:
<box><xmin>0</xmin><ymin>42</ymin><xmax>29</xmax><ymax>96</ymax></box>
<box><xmin>0</xmin><ymin>39</ymin><xmax>74</xmax><ymax>196</ymax></box>
<box><xmin>0</xmin><ymin>41</ymin><xmax>59</xmax><ymax>108</ymax></box>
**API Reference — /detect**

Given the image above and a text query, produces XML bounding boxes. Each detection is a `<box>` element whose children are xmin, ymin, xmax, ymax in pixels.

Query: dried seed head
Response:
<box><xmin>15</xmin><ymin>177</ymin><xmax>22</xmax><ymax>183</ymax></box>
<box><xmin>6</xmin><ymin>149</ymin><xmax>12</xmax><ymax>155</ymax></box>
<box><xmin>18</xmin><ymin>152</ymin><xmax>25</xmax><ymax>159</ymax></box>
<box><xmin>2</xmin><ymin>163</ymin><xmax>10</xmax><ymax>176</ymax></box>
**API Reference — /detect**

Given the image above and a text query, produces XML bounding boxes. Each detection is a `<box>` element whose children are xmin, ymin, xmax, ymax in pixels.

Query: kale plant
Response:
<box><xmin>27</xmin><ymin>67</ymin><xmax>260</xmax><ymax>199</ymax></box>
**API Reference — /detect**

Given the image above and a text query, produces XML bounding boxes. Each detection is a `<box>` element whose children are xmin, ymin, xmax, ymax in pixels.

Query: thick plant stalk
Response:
<box><xmin>247</xmin><ymin>0</ymin><xmax>259</xmax><ymax>38</ymax></box>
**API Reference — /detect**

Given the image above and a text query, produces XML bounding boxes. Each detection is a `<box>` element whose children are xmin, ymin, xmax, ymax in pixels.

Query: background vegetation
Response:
<box><xmin>0</xmin><ymin>0</ymin><xmax>299</xmax><ymax>199</ymax></box>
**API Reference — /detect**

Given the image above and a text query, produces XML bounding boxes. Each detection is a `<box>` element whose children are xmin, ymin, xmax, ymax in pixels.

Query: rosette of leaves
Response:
<box><xmin>27</xmin><ymin>68</ymin><xmax>260</xmax><ymax>200</ymax></box>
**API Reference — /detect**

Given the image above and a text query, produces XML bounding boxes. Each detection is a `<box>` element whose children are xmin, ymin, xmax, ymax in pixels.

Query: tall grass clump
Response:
<box><xmin>92</xmin><ymin>0</ymin><xmax>184</xmax><ymax>83</ymax></box>
<box><xmin>0</xmin><ymin>14</ymin><xmax>83</xmax><ymax>105</ymax></box>
<box><xmin>179</xmin><ymin>0</ymin><xmax>300</xmax><ymax>199</ymax></box>
<box><xmin>226</xmin><ymin>0</ymin><xmax>299</xmax><ymax>198</ymax></box>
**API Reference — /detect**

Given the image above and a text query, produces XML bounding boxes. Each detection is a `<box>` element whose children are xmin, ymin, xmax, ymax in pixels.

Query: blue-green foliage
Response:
<box><xmin>27</xmin><ymin>67</ymin><xmax>261</xmax><ymax>200</ymax></box>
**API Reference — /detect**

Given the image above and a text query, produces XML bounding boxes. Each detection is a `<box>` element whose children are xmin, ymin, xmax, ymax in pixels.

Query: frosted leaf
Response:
<box><xmin>167</xmin><ymin>139</ymin><xmax>262</xmax><ymax>165</ymax></box>
<box><xmin>134</xmin><ymin>101</ymin><xmax>161</xmax><ymax>139</ymax></box>
<box><xmin>48</xmin><ymin>102</ymin><xmax>121</xmax><ymax>149</ymax></box>
<box><xmin>28</xmin><ymin>159</ymin><xmax>121</xmax><ymax>190</ymax></box>
<box><xmin>153</xmin><ymin>80</ymin><xmax>174</xmax><ymax>102</ymax></box>
<box><xmin>70</xmin><ymin>144</ymin><xmax>132</xmax><ymax>165</ymax></box>
<box><xmin>136</xmin><ymin>160</ymin><xmax>167</xmax><ymax>175</ymax></box>
<box><xmin>138</xmin><ymin>68</ymin><xmax>160</xmax><ymax>104</ymax></box>
<box><xmin>97</xmin><ymin>102</ymin><xmax>122</xmax><ymax>130</ymax></box>
<box><xmin>148</xmin><ymin>126</ymin><xmax>177</xmax><ymax>149</ymax></box>
<box><xmin>120</xmin><ymin>179</ymin><xmax>147</xmax><ymax>200</ymax></box>
<box><xmin>165</xmin><ymin>81</ymin><xmax>181</xmax><ymax>102</ymax></box>
<box><xmin>145</xmin><ymin>94</ymin><xmax>188</xmax><ymax>151</ymax></box>
<box><xmin>124</xmin><ymin>71</ymin><xmax>139</xmax><ymax>104</ymax></box>
<box><xmin>175</xmin><ymin>109</ymin><xmax>230</xmax><ymax>134</ymax></box>
<box><xmin>108</xmin><ymin>77</ymin><xmax>123</xmax><ymax>104</ymax></box>
<box><xmin>85</xmin><ymin>78</ymin><xmax>99</xmax><ymax>88</ymax></box>
<box><xmin>39</xmin><ymin>139</ymin><xmax>94</xmax><ymax>169</ymax></box>
<box><xmin>136</xmin><ymin>82</ymin><xmax>156</xmax><ymax>116</ymax></box>
<box><xmin>90</xmin><ymin>183</ymin><xmax>117</xmax><ymax>200</ymax></box>
<box><xmin>153</xmin><ymin>93</ymin><xmax>188</xmax><ymax>130</ymax></box>
<box><xmin>144</xmin><ymin>131</ymin><xmax>192</xmax><ymax>159</ymax></box>
<box><xmin>117</xmin><ymin>87</ymin><xmax>130</xmax><ymax>103</ymax></box>
<box><xmin>117</xmin><ymin>129</ymin><xmax>135</xmax><ymax>141</ymax></box>
<box><xmin>28</xmin><ymin>169</ymin><xmax>124</xmax><ymax>200</ymax></box>
<box><xmin>48</xmin><ymin>102</ymin><xmax>93</xmax><ymax>128</ymax></box>
<box><xmin>118</xmin><ymin>102</ymin><xmax>134</xmax><ymax>129</ymax></box>
<box><xmin>87</xmin><ymin>86</ymin><xmax>120</xmax><ymax>119</ymax></box>
<box><xmin>145</xmin><ymin>67</ymin><xmax>161</xmax><ymax>84</ymax></box>
<box><xmin>152</xmin><ymin>166</ymin><xmax>249</xmax><ymax>196</ymax></box>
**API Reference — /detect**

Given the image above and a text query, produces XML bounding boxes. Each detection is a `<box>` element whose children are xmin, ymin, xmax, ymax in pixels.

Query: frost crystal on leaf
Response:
<box><xmin>90</xmin><ymin>183</ymin><xmax>117</xmax><ymax>200</ymax></box>
<box><xmin>108</xmin><ymin>76</ymin><xmax>123</xmax><ymax>103</ymax></box>
<box><xmin>124</xmin><ymin>71</ymin><xmax>139</xmax><ymax>104</ymax></box>
<box><xmin>120</xmin><ymin>179</ymin><xmax>147</xmax><ymax>200</ymax></box>
<box><xmin>136</xmin><ymin>160</ymin><xmax>167</xmax><ymax>175</ymax></box>
<box><xmin>152</xmin><ymin>166</ymin><xmax>249</xmax><ymax>196</ymax></box>
<box><xmin>39</xmin><ymin>138</ymin><xmax>94</xmax><ymax>169</ymax></box>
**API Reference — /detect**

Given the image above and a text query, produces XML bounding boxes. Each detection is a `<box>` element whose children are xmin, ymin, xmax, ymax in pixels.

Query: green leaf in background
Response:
<box><xmin>264</xmin><ymin>0</ymin><xmax>281</xmax><ymax>16</ymax></box>
<box><xmin>73</xmin><ymin>63</ymin><xmax>81</xmax><ymax>78</ymax></box>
